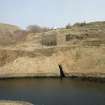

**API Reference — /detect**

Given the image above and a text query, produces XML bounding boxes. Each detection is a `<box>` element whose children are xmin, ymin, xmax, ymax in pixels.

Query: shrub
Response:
<box><xmin>41</xmin><ymin>33</ymin><xmax>57</xmax><ymax>46</ymax></box>
<box><xmin>27</xmin><ymin>25</ymin><xmax>49</xmax><ymax>33</ymax></box>
<box><xmin>73</xmin><ymin>21</ymin><xmax>86</xmax><ymax>27</ymax></box>
<box><xmin>65</xmin><ymin>24</ymin><xmax>71</xmax><ymax>29</ymax></box>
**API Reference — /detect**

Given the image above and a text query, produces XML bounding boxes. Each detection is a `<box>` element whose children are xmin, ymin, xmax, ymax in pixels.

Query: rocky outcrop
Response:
<box><xmin>0</xmin><ymin>46</ymin><xmax>105</xmax><ymax>78</ymax></box>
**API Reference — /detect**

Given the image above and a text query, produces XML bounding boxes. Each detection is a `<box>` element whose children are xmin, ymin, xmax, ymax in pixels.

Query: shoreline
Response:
<box><xmin>0</xmin><ymin>73</ymin><xmax>105</xmax><ymax>82</ymax></box>
<box><xmin>0</xmin><ymin>100</ymin><xmax>33</xmax><ymax>105</ymax></box>
<box><xmin>0</xmin><ymin>46</ymin><xmax>105</xmax><ymax>83</ymax></box>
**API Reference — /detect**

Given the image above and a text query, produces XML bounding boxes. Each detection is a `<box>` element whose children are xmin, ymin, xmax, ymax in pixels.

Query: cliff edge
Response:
<box><xmin>0</xmin><ymin>22</ymin><xmax>105</xmax><ymax>79</ymax></box>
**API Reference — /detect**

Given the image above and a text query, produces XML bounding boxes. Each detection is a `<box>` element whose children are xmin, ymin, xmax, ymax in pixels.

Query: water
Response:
<box><xmin>0</xmin><ymin>78</ymin><xmax>105</xmax><ymax>105</ymax></box>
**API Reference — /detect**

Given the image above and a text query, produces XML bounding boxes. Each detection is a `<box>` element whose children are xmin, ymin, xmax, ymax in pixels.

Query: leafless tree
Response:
<box><xmin>27</xmin><ymin>25</ymin><xmax>49</xmax><ymax>33</ymax></box>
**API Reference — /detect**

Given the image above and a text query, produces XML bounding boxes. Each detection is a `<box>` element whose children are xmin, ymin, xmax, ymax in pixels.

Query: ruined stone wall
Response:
<box><xmin>41</xmin><ymin>32</ymin><xmax>57</xmax><ymax>46</ymax></box>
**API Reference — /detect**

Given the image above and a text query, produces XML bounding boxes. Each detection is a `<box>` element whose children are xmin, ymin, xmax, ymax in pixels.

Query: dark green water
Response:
<box><xmin>0</xmin><ymin>78</ymin><xmax>105</xmax><ymax>105</ymax></box>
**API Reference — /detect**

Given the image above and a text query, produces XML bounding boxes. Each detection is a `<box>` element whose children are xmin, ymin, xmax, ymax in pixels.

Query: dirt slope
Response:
<box><xmin>0</xmin><ymin>21</ymin><xmax>105</xmax><ymax>78</ymax></box>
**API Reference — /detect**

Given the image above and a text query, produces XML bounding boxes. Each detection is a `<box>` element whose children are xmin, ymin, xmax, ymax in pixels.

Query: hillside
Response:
<box><xmin>0</xmin><ymin>21</ymin><xmax>105</xmax><ymax>79</ymax></box>
<box><xmin>14</xmin><ymin>21</ymin><xmax>105</xmax><ymax>49</ymax></box>
<box><xmin>0</xmin><ymin>23</ymin><xmax>27</xmax><ymax>46</ymax></box>
<box><xmin>0</xmin><ymin>23</ymin><xmax>20</xmax><ymax>32</ymax></box>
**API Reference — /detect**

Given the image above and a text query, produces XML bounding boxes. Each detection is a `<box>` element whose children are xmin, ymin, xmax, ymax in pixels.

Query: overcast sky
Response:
<box><xmin>0</xmin><ymin>0</ymin><xmax>105</xmax><ymax>28</ymax></box>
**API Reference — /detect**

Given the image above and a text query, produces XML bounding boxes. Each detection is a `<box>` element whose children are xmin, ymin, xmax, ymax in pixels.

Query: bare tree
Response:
<box><xmin>65</xmin><ymin>24</ymin><xmax>71</xmax><ymax>29</ymax></box>
<box><xmin>27</xmin><ymin>25</ymin><xmax>49</xmax><ymax>33</ymax></box>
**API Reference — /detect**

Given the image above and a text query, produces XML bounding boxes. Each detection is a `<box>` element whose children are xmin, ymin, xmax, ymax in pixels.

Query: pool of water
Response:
<box><xmin>0</xmin><ymin>78</ymin><xmax>105</xmax><ymax>105</ymax></box>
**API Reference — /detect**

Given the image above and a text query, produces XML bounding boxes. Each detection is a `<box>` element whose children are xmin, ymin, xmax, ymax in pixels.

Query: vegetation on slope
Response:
<box><xmin>0</xmin><ymin>21</ymin><xmax>105</xmax><ymax>78</ymax></box>
<box><xmin>0</xmin><ymin>23</ymin><xmax>28</xmax><ymax>45</ymax></box>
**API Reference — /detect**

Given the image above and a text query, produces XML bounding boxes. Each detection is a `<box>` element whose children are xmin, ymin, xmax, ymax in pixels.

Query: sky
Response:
<box><xmin>0</xmin><ymin>0</ymin><xmax>105</xmax><ymax>29</ymax></box>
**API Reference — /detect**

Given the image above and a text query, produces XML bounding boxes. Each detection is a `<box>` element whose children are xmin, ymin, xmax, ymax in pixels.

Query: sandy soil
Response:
<box><xmin>0</xmin><ymin>100</ymin><xmax>33</xmax><ymax>105</ymax></box>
